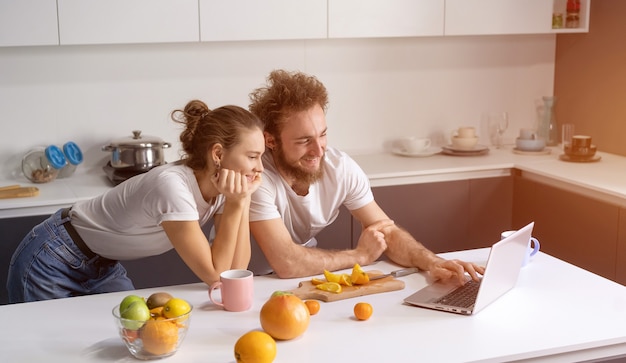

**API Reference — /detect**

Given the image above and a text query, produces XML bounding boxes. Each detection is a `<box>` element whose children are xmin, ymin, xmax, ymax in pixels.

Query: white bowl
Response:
<box><xmin>515</xmin><ymin>138</ymin><xmax>546</xmax><ymax>151</ymax></box>
<box><xmin>451</xmin><ymin>136</ymin><xmax>478</xmax><ymax>150</ymax></box>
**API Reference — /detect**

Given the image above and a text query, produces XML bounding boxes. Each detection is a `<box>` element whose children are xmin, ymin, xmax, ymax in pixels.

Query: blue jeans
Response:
<box><xmin>7</xmin><ymin>209</ymin><xmax>134</xmax><ymax>303</ymax></box>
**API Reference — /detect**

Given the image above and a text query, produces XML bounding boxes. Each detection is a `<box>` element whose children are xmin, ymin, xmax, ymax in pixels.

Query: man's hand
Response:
<box><xmin>427</xmin><ymin>259</ymin><xmax>485</xmax><ymax>285</ymax></box>
<box><xmin>354</xmin><ymin>219</ymin><xmax>395</xmax><ymax>265</ymax></box>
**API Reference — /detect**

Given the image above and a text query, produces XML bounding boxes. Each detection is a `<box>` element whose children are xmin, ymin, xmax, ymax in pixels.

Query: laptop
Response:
<box><xmin>403</xmin><ymin>222</ymin><xmax>534</xmax><ymax>315</ymax></box>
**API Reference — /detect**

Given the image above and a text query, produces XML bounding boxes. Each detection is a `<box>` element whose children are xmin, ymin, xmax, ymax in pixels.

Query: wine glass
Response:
<box><xmin>488</xmin><ymin>112</ymin><xmax>509</xmax><ymax>149</ymax></box>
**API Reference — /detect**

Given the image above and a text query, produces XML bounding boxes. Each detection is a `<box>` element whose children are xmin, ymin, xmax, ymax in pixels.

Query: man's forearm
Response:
<box><xmin>272</xmin><ymin>245</ymin><xmax>364</xmax><ymax>279</ymax></box>
<box><xmin>383</xmin><ymin>227</ymin><xmax>443</xmax><ymax>271</ymax></box>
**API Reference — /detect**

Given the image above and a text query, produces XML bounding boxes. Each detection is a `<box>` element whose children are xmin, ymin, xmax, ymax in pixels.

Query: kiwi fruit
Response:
<box><xmin>146</xmin><ymin>292</ymin><xmax>174</xmax><ymax>309</ymax></box>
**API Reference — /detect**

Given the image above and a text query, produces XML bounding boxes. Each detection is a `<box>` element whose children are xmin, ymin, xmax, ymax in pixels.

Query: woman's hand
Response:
<box><xmin>212</xmin><ymin>168</ymin><xmax>249</xmax><ymax>201</ymax></box>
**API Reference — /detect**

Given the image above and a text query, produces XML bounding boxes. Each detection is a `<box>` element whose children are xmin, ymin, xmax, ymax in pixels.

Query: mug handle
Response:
<box><xmin>208</xmin><ymin>281</ymin><xmax>224</xmax><ymax>307</ymax></box>
<box><xmin>529</xmin><ymin>238</ymin><xmax>540</xmax><ymax>257</ymax></box>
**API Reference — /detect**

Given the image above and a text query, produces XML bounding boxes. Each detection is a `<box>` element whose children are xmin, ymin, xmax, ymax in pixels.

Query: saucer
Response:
<box><xmin>513</xmin><ymin>148</ymin><xmax>551</xmax><ymax>156</ymax></box>
<box><xmin>391</xmin><ymin>146</ymin><xmax>442</xmax><ymax>157</ymax></box>
<box><xmin>559</xmin><ymin>154</ymin><xmax>601</xmax><ymax>163</ymax></box>
<box><xmin>442</xmin><ymin>144</ymin><xmax>489</xmax><ymax>152</ymax></box>
<box><xmin>442</xmin><ymin>144</ymin><xmax>489</xmax><ymax>156</ymax></box>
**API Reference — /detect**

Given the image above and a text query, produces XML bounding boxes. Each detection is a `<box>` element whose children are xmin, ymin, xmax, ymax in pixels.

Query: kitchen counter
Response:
<box><xmin>2</xmin><ymin>146</ymin><xmax>626</xmax><ymax>219</ymax></box>
<box><xmin>2</xmin><ymin>249</ymin><xmax>626</xmax><ymax>362</ymax></box>
<box><xmin>353</xmin><ymin>146</ymin><xmax>626</xmax><ymax>207</ymax></box>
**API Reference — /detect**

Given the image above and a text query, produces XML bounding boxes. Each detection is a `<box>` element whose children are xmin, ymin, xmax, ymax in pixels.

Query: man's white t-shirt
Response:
<box><xmin>71</xmin><ymin>161</ymin><xmax>223</xmax><ymax>260</ymax></box>
<box><xmin>249</xmin><ymin>146</ymin><xmax>374</xmax><ymax>246</ymax></box>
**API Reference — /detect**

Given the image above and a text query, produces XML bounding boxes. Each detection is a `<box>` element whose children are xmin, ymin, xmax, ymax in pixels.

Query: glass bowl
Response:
<box><xmin>112</xmin><ymin>304</ymin><xmax>192</xmax><ymax>360</ymax></box>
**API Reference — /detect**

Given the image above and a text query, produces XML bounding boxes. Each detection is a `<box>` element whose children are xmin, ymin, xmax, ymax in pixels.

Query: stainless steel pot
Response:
<box><xmin>102</xmin><ymin>130</ymin><xmax>171</xmax><ymax>170</ymax></box>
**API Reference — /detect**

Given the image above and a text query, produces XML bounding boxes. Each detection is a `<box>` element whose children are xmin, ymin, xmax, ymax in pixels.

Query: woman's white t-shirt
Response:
<box><xmin>71</xmin><ymin>161</ymin><xmax>223</xmax><ymax>260</ymax></box>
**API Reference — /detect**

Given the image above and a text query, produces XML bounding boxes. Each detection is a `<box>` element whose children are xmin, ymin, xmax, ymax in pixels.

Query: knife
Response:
<box><xmin>369</xmin><ymin>267</ymin><xmax>419</xmax><ymax>281</ymax></box>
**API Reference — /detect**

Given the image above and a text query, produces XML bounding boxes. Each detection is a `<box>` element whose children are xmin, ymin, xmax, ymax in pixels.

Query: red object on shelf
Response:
<box><xmin>567</xmin><ymin>0</ymin><xmax>581</xmax><ymax>13</ymax></box>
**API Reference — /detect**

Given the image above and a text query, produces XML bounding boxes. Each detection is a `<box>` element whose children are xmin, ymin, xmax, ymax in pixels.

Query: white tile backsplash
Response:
<box><xmin>0</xmin><ymin>35</ymin><xmax>555</xmax><ymax>179</ymax></box>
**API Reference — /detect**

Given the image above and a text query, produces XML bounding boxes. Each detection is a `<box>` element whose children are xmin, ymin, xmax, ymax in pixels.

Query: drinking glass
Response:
<box><xmin>487</xmin><ymin>112</ymin><xmax>509</xmax><ymax>149</ymax></box>
<box><xmin>562</xmin><ymin>123</ymin><xmax>575</xmax><ymax>149</ymax></box>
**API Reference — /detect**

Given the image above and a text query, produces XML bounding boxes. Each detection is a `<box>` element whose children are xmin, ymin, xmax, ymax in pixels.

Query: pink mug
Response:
<box><xmin>501</xmin><ymin>230</ymin><xmax>540</xmax><ymax>267</ymax></box>
<box><xmin>208</xmin><ymin>269</ymin><xmax>254</xmax><ymax>312</ymax></box>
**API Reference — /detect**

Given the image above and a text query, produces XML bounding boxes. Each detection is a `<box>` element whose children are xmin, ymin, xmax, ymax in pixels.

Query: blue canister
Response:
<box><xmin>22</xmin><ymin>145</ymin><xmax>67</xmax><ymax>183</ymax></box>
<box><xmin>58</xmin><ymin>141</ymin><xmax>84</xmax><ymax>178</ymax></box>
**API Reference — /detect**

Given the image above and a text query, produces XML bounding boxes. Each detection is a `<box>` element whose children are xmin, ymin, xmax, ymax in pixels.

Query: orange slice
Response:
<box><xmin>315</xmin><ymin>282</ymin><xmax>342</xmax><ymax>294</ymax></box>
<box><xmin>351</xmin><ymin>264</ymin><xmax>370</xmax><ymax>285</ymax></box>
<box><xmin>311</xmin><ymin>277</ymin><xmax>325</xmax><ymax>286</ymax></box>
<box><xmin>338</xmin><ymin>274</ymin><xmax>353</xmax><ymax>286</ymax></box>
<box><xmin>323</xmin><ymin>269</ymin><xmax>341</xmax><ymax>283</ymax></box>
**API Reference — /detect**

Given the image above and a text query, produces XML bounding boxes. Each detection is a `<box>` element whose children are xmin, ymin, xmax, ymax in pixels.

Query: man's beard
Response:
<box><xmin>273</xmin><ymin>142</ymin><xmax>325</xmax><ymax>185</ymax></box>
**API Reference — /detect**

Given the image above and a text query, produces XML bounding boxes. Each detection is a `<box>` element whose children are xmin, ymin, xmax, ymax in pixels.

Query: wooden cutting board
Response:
<box><xmin>288</xmin><ymin>271</ymin><xmax>405</xmax><ymax>302</ymax></box>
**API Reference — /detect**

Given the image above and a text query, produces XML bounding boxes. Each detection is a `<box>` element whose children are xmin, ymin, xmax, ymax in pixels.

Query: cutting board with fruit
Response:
<box><xmin>289</xmin><ymin>270</ymin><xmax>405</xmax><ymax>302</ymax></box>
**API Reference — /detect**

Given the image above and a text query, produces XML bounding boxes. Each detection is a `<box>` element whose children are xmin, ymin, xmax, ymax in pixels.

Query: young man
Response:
<box><xmin>248</xmin><ymin>70</ymin><xmax>484</xmax><ymax>284</ymax></box>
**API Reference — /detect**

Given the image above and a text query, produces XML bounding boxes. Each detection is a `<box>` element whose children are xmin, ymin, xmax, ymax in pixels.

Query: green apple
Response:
<box><xmin>119</xmin><ymin>294</ymin><xmax>145</xmax><ymax>315</ymax></box>
<box><xmin>270</xmin><ymin>290</ymin><xmax>294</xmax><ymax>298</ymax></box>
<box><xmin>120</xmin><ymin>300</ymin><xmax>150</xmax><ymax>330</ymax></box>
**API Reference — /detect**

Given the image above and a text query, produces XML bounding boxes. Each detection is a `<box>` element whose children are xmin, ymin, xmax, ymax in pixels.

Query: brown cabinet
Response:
<box><xmin>368</xmin><ymin>176</ymin><xmax>513</xmax><ymax>253</ymax></box>
<box><xmin>617</xmin><ymin>209</ymin><xmax>626</xmax><ymax>285</ymax></box>
<box><xmin>513</xmin><ymin>172</ymin><xmax>619</xmax><ymax>281</ymax></box>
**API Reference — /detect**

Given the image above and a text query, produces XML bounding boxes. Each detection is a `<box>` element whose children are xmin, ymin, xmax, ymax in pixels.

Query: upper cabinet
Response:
<box><xmin>445</xmin><ymin>0</ymin><xmax>590</xmax><ymax>36</ymax></box>
<box><xmin>0</xmin><ymin>0</ymin><xmax>58</xmax><ymax>47</ymax></box>
<box><xmin>328</xmin><ymin>0</ymin><xmax>444</xmax><ymax>38</ymax></box>
<box><xmin>57</xmin><ymin>0</ymin><xmax>199</xmax><ymax>45</ymax></box>
<box><xmin>1</xmin><ymin>0</ymin><xmax>592</xmax><ymax>47</ymax></box>
<box><xmin>199</xmin><ymin>0</ymin><xmax>327</xmax><ymax>41</ymax></box>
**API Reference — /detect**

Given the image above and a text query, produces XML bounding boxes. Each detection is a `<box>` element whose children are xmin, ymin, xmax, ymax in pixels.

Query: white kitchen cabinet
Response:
<box><xmin>57</xmin><ymin>0</ymin><xmax>199</xmax><ymax>45</ymax></box>
<box><xmin>328</xmin><ymin>0</ymin><xmax>444</xmax><ymax>38</ymax></box>
<box><xmin>0</xmin><ymin>0</ymin><xmax>58</xmax><ymax>47</ymax></box>
<box><xmin>199</xmin><ymin>0</ymin><xmax>327</xmax><ymax>41</ymax></box>
<box><xmin>445</xmin><ymin>0</ymin><xmax>591</xmax><ymax>36</ymax></box>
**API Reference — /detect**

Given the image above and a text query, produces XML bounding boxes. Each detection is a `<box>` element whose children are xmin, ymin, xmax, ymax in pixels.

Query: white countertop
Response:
<box><xmin>2</xmin><ymin>249</ymin><xmax>626</xmax><ymax>362</ymax></box>
<box><xmin>2</xmin><ymin>146</ymin><xmax>626</xmax><ymax>218</ymax></box>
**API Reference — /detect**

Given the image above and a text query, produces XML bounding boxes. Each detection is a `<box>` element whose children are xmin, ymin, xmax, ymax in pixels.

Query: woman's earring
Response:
<box><xmin>214</xmin><ymin>160</ymin><xmax>221</xmax><ymax>171</ymax></box>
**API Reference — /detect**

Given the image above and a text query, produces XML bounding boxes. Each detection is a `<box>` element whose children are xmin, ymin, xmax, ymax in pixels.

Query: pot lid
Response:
<box><xmin>107</xmin><ymin>130</ymin><xmax>170</xmax><ymax>149</ymax></box>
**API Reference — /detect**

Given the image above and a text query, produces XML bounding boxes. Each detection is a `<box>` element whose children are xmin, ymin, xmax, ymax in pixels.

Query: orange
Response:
<box><xmin>140</xmin><ymin>319</ymin><xmax>179</xmax><ymax>355</ymax></box>
<box><xmin>351</xmin><ymin>264</ymin><xmax>370</xmax><ymax>285</ymax></box>
<box><xmin>150</xmin><ymin>306</ymin><xmax>164</xmax><ymax>318</ymax></box>
<box><xmin>260</xmin><ymin>292</ymin><xmax>310</xmax><ymax>340</ymax></box>
<box><xmin>304</xmin><ymin>300</ymin><xmax>320</xmax><ymax>315</ymax></box>
<box><xmin>315</xmin><ymin>282</ymin><xmax>342</xmax><ymax>293</ymax></box>
<box><xmin>234</xmin><ymin>330</ymin><xmax>277</xmax><ymax>363</ymax></box>
<box><xmin>354</xmin><ymin>302</ymin><xmax>373</xmax><ymax>321</ymax></box>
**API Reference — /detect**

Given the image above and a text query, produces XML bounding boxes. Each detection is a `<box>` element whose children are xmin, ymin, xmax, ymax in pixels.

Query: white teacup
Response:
<box><xmin>451</xmin><ymin>136</ymin><xmax>478</xmax><ymax>150</ymax></box>
<box><xmin>455</xmin><ymin>126</ymin><xmax>476</xmax><ymax>139</ymax></box>
<box><xmin>393</xmin><ymin>137</ymin><xmax>431</xmax><ymax>154</ymax></box>
<box><xmin>501</xmin><ymin>230</ymin><xmax>540</xmax><ymax>267</ymax></box>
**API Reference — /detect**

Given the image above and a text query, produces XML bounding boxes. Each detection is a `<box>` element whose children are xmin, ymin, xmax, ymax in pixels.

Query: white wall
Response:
<box><xmin>0</xmin><ymin>35</ymin><xmax>555</xmax><ymax>179</ymax></box>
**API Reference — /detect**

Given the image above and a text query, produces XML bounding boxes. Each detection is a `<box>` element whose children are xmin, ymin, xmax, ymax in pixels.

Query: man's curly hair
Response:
<box><xmin>249</xmin><ymin>69</ymin><xmax>328</xmax><ymax>137</ymax></box>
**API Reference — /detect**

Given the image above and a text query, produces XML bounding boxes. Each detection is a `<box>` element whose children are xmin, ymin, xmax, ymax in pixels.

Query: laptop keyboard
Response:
<box><xmin>435</xmin><ymin>279</ymin><xmax>482</xmax><ymax>308</ymax></box>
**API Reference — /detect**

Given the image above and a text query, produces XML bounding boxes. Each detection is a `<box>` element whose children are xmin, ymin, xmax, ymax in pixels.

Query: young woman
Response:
<box><xmin>7</xmin><ymin>100</ymin><xmax>265</xmax><ymax>303</ymax></box>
